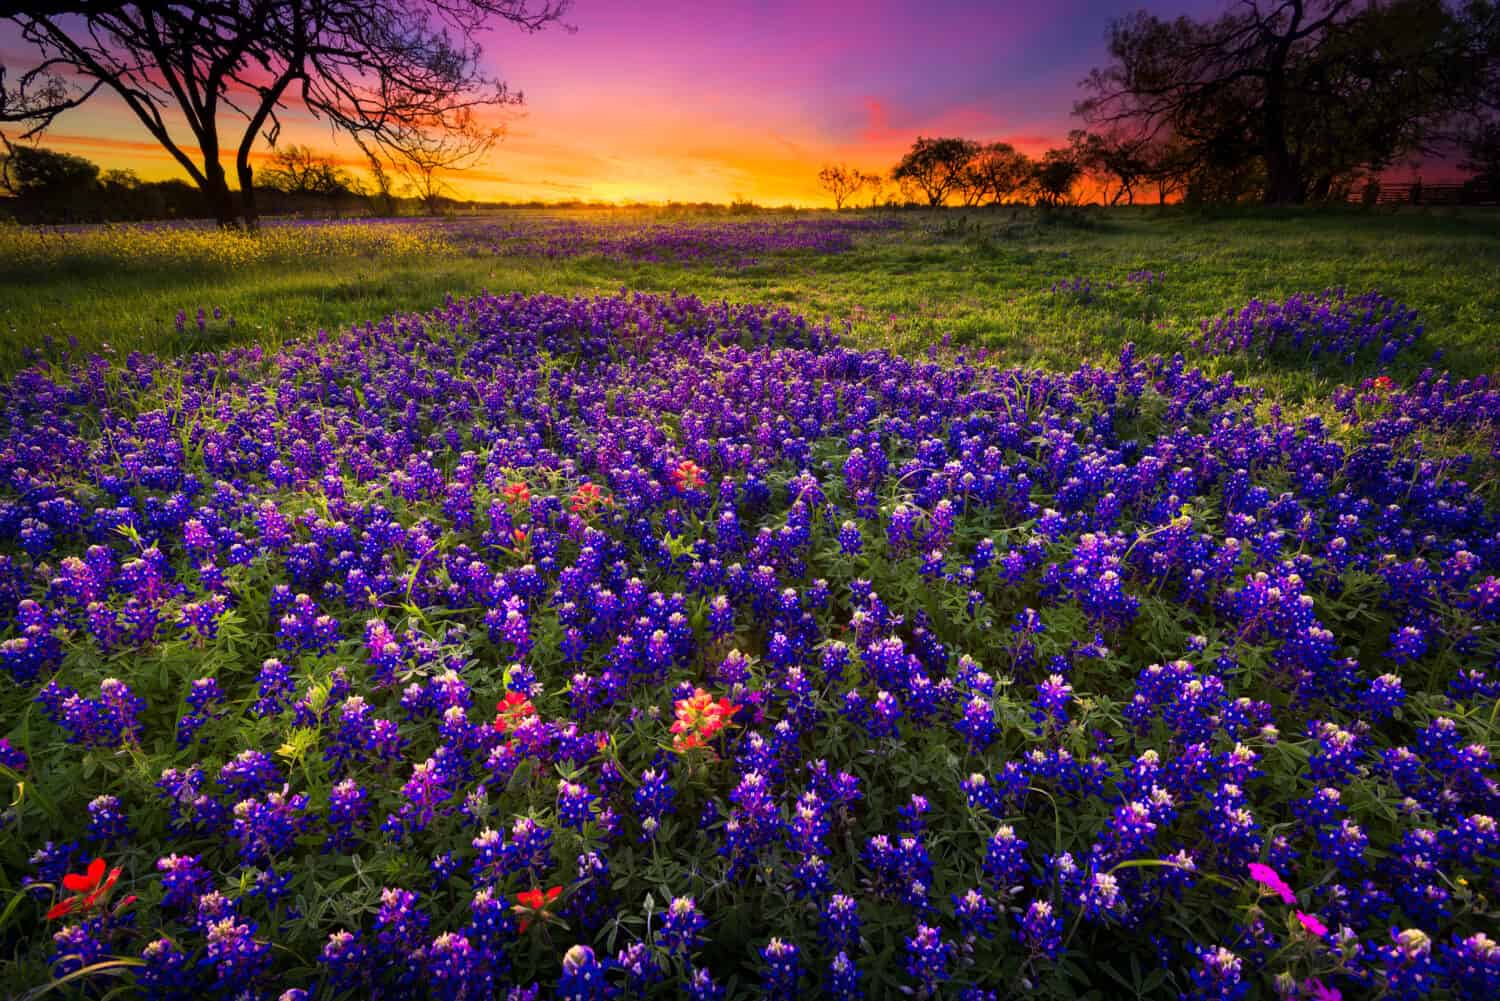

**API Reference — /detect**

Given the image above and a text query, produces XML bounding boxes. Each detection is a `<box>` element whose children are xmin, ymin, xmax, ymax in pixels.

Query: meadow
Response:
<box><xmin>5</xmin><ymin>207</ymin><xmax>1500</xmax><ymax>384</ymax></box>
<box><xmin>0</xmin><ymin>207</ymin><xmax>1498</xmax><ymax>1000</ymax></box>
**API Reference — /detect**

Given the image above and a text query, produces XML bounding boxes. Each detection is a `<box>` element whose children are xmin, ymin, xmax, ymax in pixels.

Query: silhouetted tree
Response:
<box><xmin>1068</xmin><ymin>129</ymin><xmax>1153</xmax><ymax>205</ymax></box>
<box><xmin>953</xmin><ymin>154</ymin><xmax>987</xmax><ymax>206</ymax></box>
<box><xmin>362</xmin><ymin>147</ymin><xmax>399</xmax><ymax>216</ymax></box>
<box><xmin>857</xmin><ymin>170</ymin><xmax>885</xmax><ymax>207</ymax></box>
<box><xmin>260</xmin><ymin>144</ymin><xmax>356</xmax><ymax>197</ymax></box>
<box><xmin>392</xmin><ymin>120</ymin><xmax>496</xmax><ymax>215</ymax></box>
<box><xmin>960</xmin><ymin>141</ymin><xmax>1031</xmax><ymax>206</ymax></box>
<box><xmin>892</xmin><ymin>136</ymin><xmax>979</xmax><ymax>206</ymax></box>
<box><xmin>817</xmin><ymin>163</ymin><xmax>864</xmax><ymax>209</ymax></box>
<box><xmin>1077</xmin><ymin>0</ymin><xmax>1498</xmax><ymax>204</ymax></box>
<box><xmin>0</xmin><ymin>1</ymin><xmax>567</xmax><ymax>227</ymax></box>
<box><xmin>1029</xmin><ymin>148</ymin><xmax>1083</xmax><ymax>206</ymax></box>
<box><xmin>0</xmin><ymin>137</ymin><xmax>98</xmax><ymax>199</ymax></box>
<box><xmin>1137</xmin><ymin>132</ymin><xmax>1193</xmax><ymax>204</ymax></box>
<box><xmin>1183</xmin><ymin>153</ymin><xmax>1264</xmax><ymax>204</ymax></box>
<box><xmin>100</xmin><ymin>167</ymin><xmax>140</xmax><ymax>190</ymax></box>
<box><xmin>1295</xmin><ymin>0</ymin><xmax>1499</xmax><ymax>200</ymax></box>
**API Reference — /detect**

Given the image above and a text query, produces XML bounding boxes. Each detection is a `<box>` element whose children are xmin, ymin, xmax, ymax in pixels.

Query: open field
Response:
<box><xmin>1</xmin><ymin>209</ymin><xmax>1499</xmax><ymax>999</ymax></box>
<box><xmin>4</xmin><ymin>207</ymin><xmax>1499</xmax><ymax>386</ymax></box>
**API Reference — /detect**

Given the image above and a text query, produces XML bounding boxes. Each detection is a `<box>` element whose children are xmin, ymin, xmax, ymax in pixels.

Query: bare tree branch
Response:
<box><xmin>1</xmin><ymin>0</ymin><xmax>568</xmax><ymax>226</ymax></box>
<box><xmin>816</xmin><ymin>163</ymin><xmax>864</xmax><ymax>209</ymax></box>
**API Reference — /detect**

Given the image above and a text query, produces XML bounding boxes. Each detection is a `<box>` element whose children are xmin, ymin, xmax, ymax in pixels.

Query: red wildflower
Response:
<box><xmin>502</xmin><ymin>482</ymin><xmax>531</xmax><ymax>507</ymax></box>
<box><xmin>672</xmin><ymin>460</ymin><xmax>706</xmax><ymax>492</ymax></box>
<box><xmin>494</xmin><ymin>691</ymin><xmax>538</xmax><ymax>733</ymax></box>
<box><xmin>513</xmin><ymin>885</ymin><xmax>563</xmax><ymax>932</ymax></box>
<box><xmin>569</xmin><ymin>482</ymin><xmax>612</xmax><ymax>515</ymax></box>
<box><xmin>670</xmin><ymin>687</ymin><xmax>740</xmax><ymax>753</ymax></box>
<box><xmin>1372</xmin><ymin>375</ymin><xmax>1394</xmax><ymax>393</ymax></box>
<box><xmin>46</xmin><ymin>857</ymin><xmax>123</xmax><ymax>920</ymax></box>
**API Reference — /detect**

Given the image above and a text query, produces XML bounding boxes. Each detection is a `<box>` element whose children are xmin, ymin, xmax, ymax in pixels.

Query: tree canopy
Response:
<box><xmin>1029</xmin><ymin>148</ymin><xmax>1084</xmax><ymax>206</ymax></box>
<box><xmin>0</xmin><ymin>136</ymin><xmax>97</xmax><ymax>199</ymax></box>
<box><xmin>1077</xmin><ymin>0</ymin><xmax>1500</xmax><ymax>204</ymax></box>
<box><xmin>892</xmin><ymin>137</ymin><xmax>979</xmax><ymax>207</ymax></box>
<box><xmin>873</xmin><ymin>136</ymin><xmax>1092</xmax><ymax>208</ymax></box>
<box><xmin>961</xmin><ymin>141</ymin><xmax>1032</xmax><ymax>206</ymax></box>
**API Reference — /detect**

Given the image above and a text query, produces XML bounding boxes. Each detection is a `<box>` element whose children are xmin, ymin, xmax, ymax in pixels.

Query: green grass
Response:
<box><xmin>3</xmin><ymin>207</ymin><xmax>1498</xmax><ymax>395</ymax></box>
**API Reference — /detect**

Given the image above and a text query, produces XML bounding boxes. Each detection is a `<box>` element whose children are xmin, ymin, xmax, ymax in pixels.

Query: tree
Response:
<box><xmin>892</xmin><ymin>136</ymin><xmax>979</xmax><ymax>206</ymax></box>
<box><xmin>1068</xmin><ymin>129</ymin><xmax>1152</xmax><ymax>205</ymax></box>
<box><xmin>962</xmin><ymin>141</ymin><xmax>1031</xmax><ymax>205</ymax></box>
<box><xmin>1138</xmin><ymin>132</ymin><xmax>1193</xmax><ymax>204</ymax></box>
<box><xmin>817</xmin><ymin>163</ymin><xmax>864</xmax><ymax>209</ymax></box>
<box><xmin>389</xmin><ymin>117</ymin><xmax>494</xmax><ymax>215</ymax></box>
<box><xmin>0</xmin><ymin>1</ymin><xmax>568</xmax><ymax>227</ymax></box>
<box><xmin>363</xmin><ymin>149</ymin><xmax>398</xmax><ymax>216</ymax></box>
<box><xmin>1290</xmin><ymin>0</ymin><xmax>1499</xmax><ymax>200</ymax></box>
<box><xmin>0</xmin><ymin>137</ymin><xmax>98</xmax><ymax>198</ymax></box>
<box><xmin>1029</xmin><ymin>148</ymin><xmax>1082</xmax><ymax>207</ymax></box>
<box><xmin>100</xmin><ymin>167</ymin><xmax>141</xmax><ymax>190</ymax></box>
<box><xmin>857</xmin><ymin>170</ymin><xmax>885</xmax><ymax>207</ymax></box>
<box><xmin>261</xmin><ymin>144</ymin><xmax>355</xmax><ymax>197</ymax></box>
<box><xmin>0</xmin><ymin>137</ymin><xmax>102</xmax><ymax>220</ymax></box>
<box><xmin>1077</xmin><ymin>0</ymin><xmax>1498</xmax><ymax>205</ymax></box>
<box><xmin>0</xmin><ymin>141</ymin><xmax>251</xmax><ymax>220</ymax></box>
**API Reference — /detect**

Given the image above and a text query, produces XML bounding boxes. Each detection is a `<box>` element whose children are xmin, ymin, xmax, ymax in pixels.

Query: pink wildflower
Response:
<box><xmin>1304</xmin><ymin>977</ymin><xmax>1342</xmax><ymax>1001</ymax></box>
<box><xmin>1295</xmin><ymin>911</ymin><xmax>1328</xmax><ymax>938</ymax></box>
<box><xmin>1247</xmin><ymin>862</ymin><xmax>1296</xmax><ymax>905</ymax></box>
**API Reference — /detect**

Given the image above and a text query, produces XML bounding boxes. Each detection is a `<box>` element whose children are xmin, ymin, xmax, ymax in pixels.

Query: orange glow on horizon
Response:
<box><xmin>16</xmin><ymin>115</ymin><xmax>1072</xmax><ymax>208</ymax></box>
<box><xmin>4</xmin><ymin>3</ymin><xmax>1267</xmax><ymax>207</ymax></box>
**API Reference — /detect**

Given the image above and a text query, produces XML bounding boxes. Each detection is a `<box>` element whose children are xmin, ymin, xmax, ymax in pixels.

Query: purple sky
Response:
<box><xmin>4</xmin><ymin>1</ymin><xmax>1246</xmax><ymax>203</ymax></box>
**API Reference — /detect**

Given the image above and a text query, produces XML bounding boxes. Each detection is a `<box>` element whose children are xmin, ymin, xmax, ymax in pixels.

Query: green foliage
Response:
<box><xmin>3</xmin><ymin>208</ymin><xmax>1499</xmax><ymax>391</ymax></box>
<box><xmin>0</xmin><ymin>210</ymin><xmax>1498</xmax><ymax>996</ymax></box>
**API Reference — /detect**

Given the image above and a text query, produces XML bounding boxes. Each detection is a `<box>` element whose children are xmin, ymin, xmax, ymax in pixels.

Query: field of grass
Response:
<box><xmin>4</xmin><ymin>207</ymin><xmax>1498</xmax><ymax>388</ymax></box>
<box><xmin>2</xmin><ymin>207</ymin><xmax>1499</xmax><ymax>999</ymax></box>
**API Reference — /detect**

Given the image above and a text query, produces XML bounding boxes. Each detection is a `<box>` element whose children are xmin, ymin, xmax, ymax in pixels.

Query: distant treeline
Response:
<box><xmin>0</xmin><ymin>142</ymin><xmax>834</xmax><ymax>223</ymax></box>
<box><xmin>0</xmin><ymin>142</ymin><xmax>470</xmax><ymax>223</ymax></box>
<box><xmin>820</xmin><ymin>133</ymin><xmax>1498</xmax><ymax>210</ymax></box>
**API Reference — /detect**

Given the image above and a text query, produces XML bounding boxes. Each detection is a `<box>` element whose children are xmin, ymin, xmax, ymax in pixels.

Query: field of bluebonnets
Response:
<box><xmin>1</xmin><ymin>207</ymin><xmax>1499</xmax><ymax>1000</ymax></box>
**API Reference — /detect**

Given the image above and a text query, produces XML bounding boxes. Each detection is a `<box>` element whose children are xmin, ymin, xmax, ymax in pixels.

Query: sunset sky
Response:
<box><xmin>1</xmin><ymin>1</ymin><xmax>1233</xmax><ymax>205</ymax></box>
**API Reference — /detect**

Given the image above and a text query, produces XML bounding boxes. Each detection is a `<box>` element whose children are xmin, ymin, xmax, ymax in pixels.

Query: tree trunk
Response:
<box><xmin>1263</xmin><ymin>158</ymin><xmax>1305</xmax><ymax>204</ymax></box>
<box><xmin>203</xmin><ymin>161</ymin><xmax>237</xmax><ymax>228</ymax></box>
<box><xmin>1261</xmin><ymin>45</ymin><xmax>1304</xmax><ymax>204</ymax></box>
<box><xmin>1262</xmin><ymin>118</ymin><xmax>1305</xmax><ymax>204</ymax></box>
<box><xmin>237</xmin><ymin>157</ymin><xmax>260</xmax><ymax>232</ymax></box>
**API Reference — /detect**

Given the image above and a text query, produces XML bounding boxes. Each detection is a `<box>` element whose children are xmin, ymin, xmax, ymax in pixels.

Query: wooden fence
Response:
<box><xmin>1347</xmin><ymin>181</ymin><xmax>1498</xmax><ymax>206</ymax></box>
